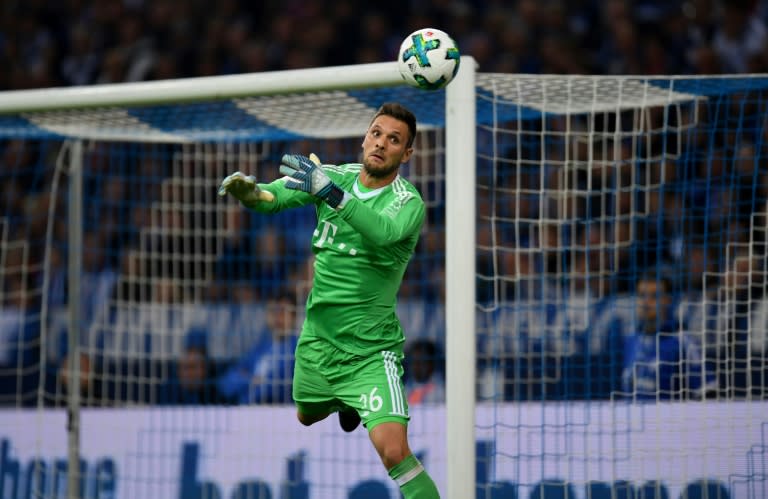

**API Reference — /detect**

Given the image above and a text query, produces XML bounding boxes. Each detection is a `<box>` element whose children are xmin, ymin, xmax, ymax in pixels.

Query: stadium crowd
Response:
<box><xmin>0</xmin><ymin>0</ymin><xmax>767</xmax><ymax>91</ymax></box>
<box><xmin>1</xmin><ymin>0</ymin><xmax>768</xmax><ymax>407</ymax></box>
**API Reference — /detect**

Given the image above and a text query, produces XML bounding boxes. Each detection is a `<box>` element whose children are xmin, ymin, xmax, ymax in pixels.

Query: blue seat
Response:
<box><xmin>638</xmin><ymin>481</ymin><xmax>670</xmax><ymax>499</ymax></box>
<box><xmin>681</xmin><ymin>480</ymin><xmax>730</xmax><ymax>499</ymax></box>
<box><xmin>585</xmin><ymin>480</ymin><xmax>634</xmax><ymax>499</ymax></box>
<box><xmin>232</xmin><ymin>481</ymin><xmax>272</xmax><ymax>499</ymax></box>
<box><xmin>348</xmin><ymin>480</ymin><xmax>391</xmax><ymax>499</ymax></box>
<box><xmin>529</xmin><ymin>480</ymin><xmax>576</xmax><ymax>499</ymax></box>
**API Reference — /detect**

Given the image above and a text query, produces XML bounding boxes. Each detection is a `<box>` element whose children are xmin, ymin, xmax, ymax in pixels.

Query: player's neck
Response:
<box><xmin>359</xmin><ymin>169</ymin><xmax>398</xmax><ymax>189</ymax></box>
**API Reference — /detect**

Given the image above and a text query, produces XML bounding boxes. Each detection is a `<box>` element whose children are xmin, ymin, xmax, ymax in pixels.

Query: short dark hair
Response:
<box><xmin>371</xmin><ymin>102</ymin><xmax>417</xmax><ymax>148</ymax></box>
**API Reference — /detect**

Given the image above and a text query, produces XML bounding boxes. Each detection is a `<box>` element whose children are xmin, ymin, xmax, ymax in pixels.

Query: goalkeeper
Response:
<box><xmin>218</xmin><ymin>102</ymin><xmax>439</xmax><ymax>499</ymax></box>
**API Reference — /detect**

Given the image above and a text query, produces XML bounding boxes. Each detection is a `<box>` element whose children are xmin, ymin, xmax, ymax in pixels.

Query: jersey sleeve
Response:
<box><xmin>336</xmin><ymin>193</ymin><xmax>425</xmax><ymax>246</ymax></box>
<box><xmin>240</xmin><ymin>177</ymin><xmax>318</xmax><ymax>213</ymax></box>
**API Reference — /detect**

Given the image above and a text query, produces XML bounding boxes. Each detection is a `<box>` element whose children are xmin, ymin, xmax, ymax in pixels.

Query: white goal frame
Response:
<box><xmin>0</xmin><ymin>57</ymin><xmax>478</xmax><ymax>499</ymax></box>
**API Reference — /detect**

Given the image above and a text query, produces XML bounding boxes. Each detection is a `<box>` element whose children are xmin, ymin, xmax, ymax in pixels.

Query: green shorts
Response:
<box><xmin>292</xmin><ymin>334</ymin><xmax>410</xmax><ymax>431</ymax></box>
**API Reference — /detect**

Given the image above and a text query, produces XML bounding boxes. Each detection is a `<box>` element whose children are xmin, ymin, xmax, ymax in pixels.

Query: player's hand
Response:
<box><xmin>279</xmin><ymin>153</ymin><xmax>345</xmax><ymax>208</ymax></box>
<box><xmin>218</xmin><ymin>171</ymin><xmax>274</xmax><ymax>203</ymax></box>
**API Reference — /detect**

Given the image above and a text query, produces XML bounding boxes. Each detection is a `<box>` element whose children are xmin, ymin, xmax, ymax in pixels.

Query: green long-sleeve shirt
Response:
<box><xmin>250</xmin><ymin>163</ymin><xmax>425</xmax><ymax>356</ymax></box>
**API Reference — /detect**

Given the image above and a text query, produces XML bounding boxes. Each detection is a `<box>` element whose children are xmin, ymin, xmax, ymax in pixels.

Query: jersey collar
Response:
<box><xmin>352</xmin><ymin>175</ymin><xmax>399</xmax><ymax>200</ymax></box>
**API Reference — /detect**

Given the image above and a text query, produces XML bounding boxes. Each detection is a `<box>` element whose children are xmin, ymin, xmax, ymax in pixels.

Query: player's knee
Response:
<box><xmin>370</xmin><ymin>422</ymin><xmax>411</xmax><ymax>469</ymax></box>
<box><xmin>380</xmin><ymin>443</ymin><xmax>410</xmax><ymax>469</ymax></box>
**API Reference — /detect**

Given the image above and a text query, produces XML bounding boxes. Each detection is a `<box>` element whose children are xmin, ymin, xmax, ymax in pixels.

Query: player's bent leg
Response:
<box><xmin>338</xmin><ymin>407</ymin><xmax>361</xmax><ymax>432</ymax></box>
<box><xmin>335</xmin><ymin>348</ymin><xmax>437</xmax><ymax>496</ymax></box>
<box><xmin>293</xmin><ymin>336</ymin><xmax>338</xmax><ymax>427</ymax></box>
<box><xmin>294</xmin><ymin>399</ymin><xmax>340</xmax><ymax>426</ymax></box>
<box><xmin>369</xmin><ymin>421</ymin><xmax>440</xmax><ymax>499</ymax></box>
<box><xmin>296</xmin><ymin>410</ymin><xmax>329</xmax><ymax>426</ymax></box>
<box><xmin>369</xmin><ymin>420</ymin><xmax>411</xmax><ymax>468</ymax></box>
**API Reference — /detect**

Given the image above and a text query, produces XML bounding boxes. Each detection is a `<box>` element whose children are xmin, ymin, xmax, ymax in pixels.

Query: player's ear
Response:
<box><xmin>400</xmin><ymin>147</ymin><xmax>413</xmax><ymax>164</ymax></box>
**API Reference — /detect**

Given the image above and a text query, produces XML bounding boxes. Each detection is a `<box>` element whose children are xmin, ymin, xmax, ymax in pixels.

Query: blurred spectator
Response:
<box><xmin>81</xmin><ymin>231</ymin><xmax>118</xmax><ymax>322</ymax></box>
<box><xmin>113</xmin><ymin>248</ymin><xmax>146</xmax><ymax>303</ymax></box>
<box><xmin>115</xmin><ymin>10</ymin><xmax>157</xmax><ymax>82</ymax></box>
<box><xmin>404</xmin><ymin>228</ymin><xmax>444</xmax><ymax>302</ymax></box>
<box><xmin>157</xmin><ymin>329</ymin><xmax>226</xmax><ymax>405</ymax></box>
<box><xmin>501</xmin><ymin>248</ymin><xmax>555</xmax><ymax>301</ymax></box>
<box><xmin>210</xmin><ymin>206</ymin><xmax>258</xmax><ymax>302</ymax></box>
<box><xmin>217</xmin><ymin>291</ymin><xmax>299</xmax><ymax>404</ymax></box>
<box><xmin>568</xmin><ymin>223</ymin><xmax>612</xmax><ymax>299</ymax></box>
<box><xmin>47</xmin><ymin>352</ymin><xmax>102</xmax><ymax>407</ymax></box>
<box><xmin>0</xmin><ymin>246</ymin><xmax>40</xmax><ymax>406</ymax></box>
<box><xmin>405</xmin><ymin>339</ymin><xmax>445</xmax><ymax>405</ymax></box>
<box><xmin>712</xmin><ymin>1</ymin><xmax>767</xmax><ymax>73</ymax></box>
<box><xmin>152</xmin><ymin>276</ymin><xmax>187</xmax><ymax>305</ymax></box>
<box><xmin>2</xmin><ymin>0</ymin><xmax>766</xmax><ymax>95</ymax></box>
<box><xmin>622</xmin><ymin>274</ymin><xmax>718</xmax><ymax>400</ymax></box>
<box><xmin>60</xmin><ymin>23</ymin><xmax>100</xmax><ymax>86</ymax></box>
<box><xmin>716</xmin><ymin>249</ymin><xmax>767</xmax><ymax>397</ymax></box>
<box><xmin>211</xmin><ymin>208</ymin><xmax>292</xmax><ymax>303</ymax></box>
<box><xmin>42</xmin><ymin>230</ymin><xmax>118</xmax><ymax>323</ymax></box>
<box><xmin>674</xmin><ymin>244</ymin><xmax>722</xmax><ymax>354</ymax></box>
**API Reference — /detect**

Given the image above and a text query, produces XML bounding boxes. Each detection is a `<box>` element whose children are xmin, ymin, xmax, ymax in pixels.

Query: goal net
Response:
<box><xmin>0</xmin><ymin>63</ymin><xmax>766</xmax><ymax>498</ymax></box>
<box><xmin>474</xmin><ymin>74</ymin><xmax>768</xmax><ymax>499</ymax></box>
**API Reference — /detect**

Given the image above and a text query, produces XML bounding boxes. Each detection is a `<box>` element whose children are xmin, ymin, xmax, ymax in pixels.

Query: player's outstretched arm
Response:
<box><xmin>218</xmin><ymin>171</ymin><xmax>275</xmax><ymax>208</ymax></box>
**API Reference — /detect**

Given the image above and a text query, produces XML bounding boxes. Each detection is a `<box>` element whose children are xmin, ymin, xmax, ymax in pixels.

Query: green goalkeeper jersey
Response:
<box><xmin>253</xmin><ymin>163</ymin><xmax>425</xmax><ymax>356</ymax></box>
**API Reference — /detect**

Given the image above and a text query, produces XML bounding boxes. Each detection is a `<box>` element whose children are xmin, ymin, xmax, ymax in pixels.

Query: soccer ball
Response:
<box><xmin>397</xmin><ymin>28</ymin><xmax>460</xmax><ymax>91</ymax></box>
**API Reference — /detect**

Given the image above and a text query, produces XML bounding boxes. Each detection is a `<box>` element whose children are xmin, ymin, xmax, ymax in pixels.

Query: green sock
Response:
<box><xmin>388</xmin><ymin>454</ymin><xmax>441</xmax><ymax>499</ymax></box>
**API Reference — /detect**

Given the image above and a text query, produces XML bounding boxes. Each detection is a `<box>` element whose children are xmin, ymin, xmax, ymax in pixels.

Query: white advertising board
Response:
<box><xmin>0</xmin><ymin>402</ymin><xmax>763</xmax><ymax>498</ymax></box>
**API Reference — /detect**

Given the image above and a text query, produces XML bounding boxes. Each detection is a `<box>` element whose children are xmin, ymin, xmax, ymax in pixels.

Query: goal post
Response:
<box><xmin>445</xmin><ymin>56</ymin><xmax>476</xmax><ymax>499</ymax></box>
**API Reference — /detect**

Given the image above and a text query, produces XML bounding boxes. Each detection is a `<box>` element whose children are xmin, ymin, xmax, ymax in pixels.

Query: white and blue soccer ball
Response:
<box><xmin>397</xmin><ymin>28</ymin><xmax>460</xmax><ymax>91</ymax></box>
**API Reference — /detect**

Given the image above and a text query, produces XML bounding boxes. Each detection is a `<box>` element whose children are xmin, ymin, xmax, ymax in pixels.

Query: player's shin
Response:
<box><xmin>387</xmin><ymin>454</ymin><xmax>440</xmax><ymax>499</ymax></box>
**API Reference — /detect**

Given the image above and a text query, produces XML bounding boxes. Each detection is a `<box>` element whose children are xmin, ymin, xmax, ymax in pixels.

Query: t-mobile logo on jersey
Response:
<box><xmin>313</xmin><ymin>221</ymin><xmax>357</xmax><ymax>255</ymax></box>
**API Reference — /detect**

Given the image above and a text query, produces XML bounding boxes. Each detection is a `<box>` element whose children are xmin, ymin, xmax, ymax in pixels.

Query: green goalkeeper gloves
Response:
<box><xmin>217</xmin><ymin>172</ymin><xmax>275</xmax><ymax>204</ymax></box>
<box><xmin>279</xmin><ymin>153</ymin><xmax>347</xmax><ymax>208</ymax></box>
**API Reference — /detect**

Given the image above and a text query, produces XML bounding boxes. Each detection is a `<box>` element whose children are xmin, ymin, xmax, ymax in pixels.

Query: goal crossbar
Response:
<box><xmin>0</xmin><ymin>61</ymin><xmax>407</xmax><ymax>114</ymax></box>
